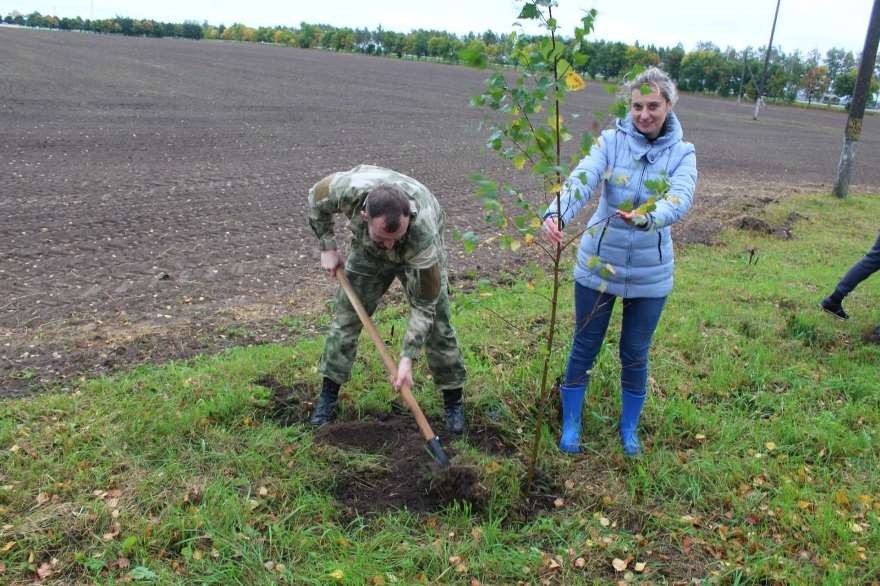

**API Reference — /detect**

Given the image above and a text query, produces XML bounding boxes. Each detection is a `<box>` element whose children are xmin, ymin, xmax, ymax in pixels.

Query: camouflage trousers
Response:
<box><xmin>319</xmin><ymin>250</ymin><xmax>467</xmax><ymax>391</ymax></box>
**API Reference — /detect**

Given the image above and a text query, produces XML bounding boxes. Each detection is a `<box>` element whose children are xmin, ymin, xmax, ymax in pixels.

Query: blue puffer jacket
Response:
<box><xmin>544</xmin><ymin>111</ymin><xmax>697</xmax><ymax>298</ymax></box>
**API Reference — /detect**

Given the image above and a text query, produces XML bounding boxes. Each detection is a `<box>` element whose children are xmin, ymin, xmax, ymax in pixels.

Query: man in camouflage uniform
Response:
<box><xmin>307</xmin><ymin>164</ymin><xmax>467</xmax><ymax>433</ymax></box>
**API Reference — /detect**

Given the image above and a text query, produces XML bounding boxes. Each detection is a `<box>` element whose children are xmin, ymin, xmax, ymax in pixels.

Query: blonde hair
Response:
<box><xmin>624</xmin><ymin>67</ymin><xmax>678</xmax><ymax>108</ymax></box>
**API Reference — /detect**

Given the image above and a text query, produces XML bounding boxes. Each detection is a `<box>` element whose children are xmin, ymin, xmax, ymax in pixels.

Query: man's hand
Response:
<box><xmin>617</xmin><ymin>210</ymin><xmax>649</xmax><ymax>227</ymax></box>
<box><xmin>392</xmin><ymin>356</ymin><xmax>413</xmax><ymax>391</ymax></box>
<box><xmin>541</xmin><ymin>216</ymin><xmax>564</xmax><ymax>246</ymax></box>
<box><xmin>320</xmin><ymin>250</ymin><xmax>342</xmax><ymax>276</ymax></box>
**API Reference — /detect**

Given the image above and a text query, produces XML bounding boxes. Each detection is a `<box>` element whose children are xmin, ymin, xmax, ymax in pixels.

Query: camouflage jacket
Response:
<box><xmin>307</xmin><ymin>165</ymin><xmax>448</xmax><ymax>359</ymax></box>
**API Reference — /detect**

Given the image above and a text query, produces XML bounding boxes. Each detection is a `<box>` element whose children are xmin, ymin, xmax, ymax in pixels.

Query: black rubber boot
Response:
<box><xmin>309</xmin><ymin>378</ymin><xmax>340</xmax><ymax>426</ymax></box>
<box><xmin>443</xmin><ymin>388</ymin><xmax>465</xmax><ymax>435</ymax></box>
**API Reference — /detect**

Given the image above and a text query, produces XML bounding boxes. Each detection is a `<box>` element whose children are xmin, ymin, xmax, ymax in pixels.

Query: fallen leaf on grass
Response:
<box><xmin>455</xmin><ymin>562</ymin><xmax>468</xmax><ymax>573</ymax></box>
<box><xmin>695</xmin><ymin>433</ymin><xmax>706</xmax><ymax>441</ymax></box>
<box><xmin>102</xmin><ymin>523</ymin><xmax>121</xmax><ymax>541</ymax></box>
<box><xmin>36</xmin><ymin>562</ymin><xmax>54</xmax><ymax>580</ymax></box>
<box><xmin>553</xmin><ymin>498</ymin><xmax>565</xmax><ymax>508</ymax></box>
<box><xmin>371</xmin><ymin>576</ymin><xmax>386</xmax><ymax>585</ymax></box>
<box><xmin>1</xmin><ymin>541</ymin><xmax>14</xmax><ymax>552</ymax></box>
<box><xmin>574</xmin><ymin>557</ymin><xmax>586</xmax><ymax>568</ymax></box>
<box><xmin>329</xmin><ymin>569</ymin><xmax>344</xmax><ymax>581</ymax></box>
<box><xmin>611</xmin><ymin>558</ymin><xmax>628</xmax><ymax>571</ymax></box>
<box><xmin>36</xmin><ymin>492</ymin><xmax>50</xmax><ymax>506</ymax></box>
<box><xmin>470</xmin><ymin>528</ymin><xmax>482</xmax><ymax>542</ymax></box>
<box><xmin>634</xmin><ymin>561</ymin><xmax>647</xmax><ymax>572</ymax></box>
<box><xmin>765</xmin><ymin>442</ymin><xmax>777</xmax><ymax>452</ymax></box>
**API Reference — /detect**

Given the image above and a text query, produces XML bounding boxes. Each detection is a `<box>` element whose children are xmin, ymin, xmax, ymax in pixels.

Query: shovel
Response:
<box><xmin>335</xmin><ymin>270</ymin><xmax>450</xmax><ymax>468</ymax></box>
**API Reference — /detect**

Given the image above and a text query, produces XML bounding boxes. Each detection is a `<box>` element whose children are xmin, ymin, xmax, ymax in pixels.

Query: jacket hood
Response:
<box><xmin>616</xmin><ymin>110</ymin><xmax>684</xmax><ymax>159</ymax></box>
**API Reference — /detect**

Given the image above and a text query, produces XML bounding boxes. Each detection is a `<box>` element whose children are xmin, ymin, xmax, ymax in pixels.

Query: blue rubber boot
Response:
<box><xmin>619</xmin><ymin>388</ymin><xmax>647</xmax><ymax>456</ymax></box>
<box><xmin>559</xmin><ymin>383</ymin><xmax>587</xmax><ymax>454</ymax></box>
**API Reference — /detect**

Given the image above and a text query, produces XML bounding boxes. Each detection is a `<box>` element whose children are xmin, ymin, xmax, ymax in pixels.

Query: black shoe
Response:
<box><xmin>309</xmin><ymin>378</ymin><xmax>340</xmax><ymax>426</ymax></box>
<box><xmin>820</xmin><ymin>297</ymin><xmax>849</xmax><ymax>320</ymax></box>
<box><xmin>443</xmin><ymin>388</ymin><xmax>465</xmax><ymax>435</ymax></box>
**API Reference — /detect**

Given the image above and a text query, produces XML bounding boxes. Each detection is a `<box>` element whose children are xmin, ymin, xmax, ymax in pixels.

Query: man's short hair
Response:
<box><xmin>365</xmin><ymin>185</ymin><xmax>411</xmax><ymax>232</ymax></box>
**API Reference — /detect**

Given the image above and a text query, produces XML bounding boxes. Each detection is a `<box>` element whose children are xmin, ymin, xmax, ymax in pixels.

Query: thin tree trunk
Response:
<box><xmin>833</xmin><ymin>0</ymin><xmax>880</xmax><ymax>197</ymax></box>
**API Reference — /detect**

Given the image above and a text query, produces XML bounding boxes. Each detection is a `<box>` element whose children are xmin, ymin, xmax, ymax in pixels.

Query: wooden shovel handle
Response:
<box><xmin>335</xmin><ymin>270</ymin><xmax>438</xmax><ymax>442</ymax></box>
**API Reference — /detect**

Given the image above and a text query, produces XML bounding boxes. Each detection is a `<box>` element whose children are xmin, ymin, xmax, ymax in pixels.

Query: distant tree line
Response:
<box><xmin>4</xmin><ymin>10</ymin><xmax>879</xmax><ymax>106</ymax></box>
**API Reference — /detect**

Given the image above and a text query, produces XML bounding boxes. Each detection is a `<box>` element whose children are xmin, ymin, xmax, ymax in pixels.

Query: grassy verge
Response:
<box><xmin>1</xmin><ymin>193</ymin><xmax>878</xmax><ymax>584</ymax></box>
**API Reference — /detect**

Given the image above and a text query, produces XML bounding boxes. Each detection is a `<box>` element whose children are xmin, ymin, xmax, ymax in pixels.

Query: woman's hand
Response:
<box><xmin>542</xmin><ymin>216</ymin><xmax>564</xmax><ymax>246</ymax></box>
<box><xmin>617</xmin><ymin>210</ymin><xmax>649</xmax><ymax>227</ymax></box>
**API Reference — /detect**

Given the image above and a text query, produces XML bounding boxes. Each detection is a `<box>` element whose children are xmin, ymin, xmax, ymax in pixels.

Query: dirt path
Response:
<box><xmin>2</xmin><ymin>27</ymin><xmax>879</xmax><ymax>396</ymax></box>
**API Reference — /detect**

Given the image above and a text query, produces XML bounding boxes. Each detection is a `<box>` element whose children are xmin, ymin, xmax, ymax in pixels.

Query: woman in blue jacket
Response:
<box><xmin>542</xmin><ymin>67</ymin><xmax>697</xmax><ymax>456</ymax></box>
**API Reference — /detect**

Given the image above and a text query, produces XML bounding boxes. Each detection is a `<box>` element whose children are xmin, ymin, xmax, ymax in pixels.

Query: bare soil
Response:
<box><xmin>2</xmin><ymin>27</ymin><xmax>879</xmax><ymax>396</ymax></box>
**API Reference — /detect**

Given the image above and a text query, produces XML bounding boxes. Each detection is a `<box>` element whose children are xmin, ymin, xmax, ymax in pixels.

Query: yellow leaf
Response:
<box><xmin>548</xmin><ymin>183</ymin><xmax>562</xmax><ymax>194</ymax></box>
<box><xmin>524</xmin><ymin>234</ymin><xmax>535</xmax><ymax>246</ymax></box>
<box><xmin>634</xmin><ymin>561</ymin><xmax>647</xmax><ymax>572</ymax></box>
<box><xmin>192</xmin><ymin>549</ymin><xmax>204</xmax><ymax>561</ymax></box>
<box><xmin>512</xmin><ymin>154</ymin><xmax>527</xmax><ymax>170</ymax></box>
<box><xmin>564</xmin><ymin>71</ymin><xmax>587</xmax><ymax>91</ymax></box>
<box><xmin>612</xmin><ymin>558</ymin><xmax>628</xmax><ymax>571</ymax></box>
<box><xmin>329</xmin><ymin>569</ymin><xmax>345</xmax><ymax>581</ymax></box>
<box><xmin>371</xmin><ymin>576</ymin><xmax>386</xmax><ymax>585</ymax></box>
<box><xmin>1</xmin><ymin>541</ymin><xmax>15</xmax><ymax>553</ymax></box>
<box><xmin>530</xmin><ymin>217</ymin><xmax>543</xmax><ymax>229</ymax></box>
<box><xmin>765</xmin><ymin>441</ymin><xmax>777</xmax><ymax>451</ymax></box>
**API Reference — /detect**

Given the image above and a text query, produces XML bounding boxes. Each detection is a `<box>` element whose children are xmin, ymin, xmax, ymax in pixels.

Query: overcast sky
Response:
<box><xmin>4</xmin><ymin>0</ymin><xmax>871</xmax><ymax>56</ymax></box>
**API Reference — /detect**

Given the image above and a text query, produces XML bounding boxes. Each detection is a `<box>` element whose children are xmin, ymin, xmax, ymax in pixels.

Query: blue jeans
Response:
<box><xmin>564</xmin><ymin>282</ymin><xmax>667</xmax><ymax>393</ymax></box>
<box><xmin>832</xmin><ymin>232</ymin><xmax>880</xmax><ymax>301</ymax></box>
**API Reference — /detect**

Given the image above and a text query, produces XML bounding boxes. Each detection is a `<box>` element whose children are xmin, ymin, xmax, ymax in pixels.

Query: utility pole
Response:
<box><xmin>753</xmin><ymin>0</ymin><xmax>781</xmax><ymax>120</ymax></box>
<box><xmin>737</xmin><ymin>48</ymin><xmax>749</xmax><ymax>104</ymax></box>
<box><xmin>833</xmin><ymin>0</ymin><xmax>880</xmax><ymax>198</ymax></box>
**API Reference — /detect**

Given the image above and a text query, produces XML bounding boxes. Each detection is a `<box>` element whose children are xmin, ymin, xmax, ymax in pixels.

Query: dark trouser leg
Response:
<box><xmin>401</xmin><ymin>269</ymin><xmax>467</xmax><ymax>433</ymax></box>
<box><xmin>618</xmin><ymin>296</ymin><xmax>667</xmax><ymax>455</ymax></box>
<box><xmin>318</xmin><ymin>263</ymin><xmax>395</xmax><ymax>385</ymax></box>
<box><xmin>564</xmin><ymin>283</ymin><xmax>615</xmax><ymax>386</ymax></box>
<box><xmin>832</xmin><ymin>232</ymin><xmax>880</xmax><ymax>301</ymax></box>
<box><xmin>560</xmin><ymin>284</ymin><xmax>615</xmax><ymax>453</ymax></box>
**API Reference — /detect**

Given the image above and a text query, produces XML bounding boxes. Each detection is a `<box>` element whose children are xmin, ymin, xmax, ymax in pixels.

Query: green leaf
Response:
<box><xmin>518</xmin><ymin>3</ymin><xmax>541</xmax><ymax>19</ymax></box>
<box><xmin>618</xmin><ymin>200</ymin><xmax>634</xmax><ymax>212</ymax></box>
<box><xmin>121</xmin><ymin>535</ymin><xmax>139</xmax><ymax>555</ymax></box>
<box><xmin>556</xmin><ymin>58</ymin><xmax>571</xmax><ymax>79</ymax></box>
<box><xmin>609</xmin><ymin>100</ymin><xmax>628</xmax><ymax>119</ymax></box>
<box><xmin>130</xmin><ymin>566</ymin><xmax>158</xmax><ymax>581</ymax></box>
<box><xmin>512</xmin><ymin>154</ymin><xmax>527</xmax><ymax>170</ymax></box>
<box><xmin>587</xmin><ymin>255</ymin><xmax>601</xmax><ymax>269</ymax></box>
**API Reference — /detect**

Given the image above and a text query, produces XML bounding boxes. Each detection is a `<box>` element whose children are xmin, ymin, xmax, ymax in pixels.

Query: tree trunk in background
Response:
<box><xmin>753</xmin><ymin>0</ymin><xmax>781</xmax><ymax>120</ymax></box>
<box><xmin>833</xmin><ymin>0</ymin><xmax>880</xmax><ymax>198</ymax></box>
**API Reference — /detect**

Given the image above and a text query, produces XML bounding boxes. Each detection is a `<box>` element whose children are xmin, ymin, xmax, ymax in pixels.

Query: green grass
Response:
<box><xmin>1</xmin><ymin>193</ymin><xmax>878</xmax><ymax>584</ymax></box>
